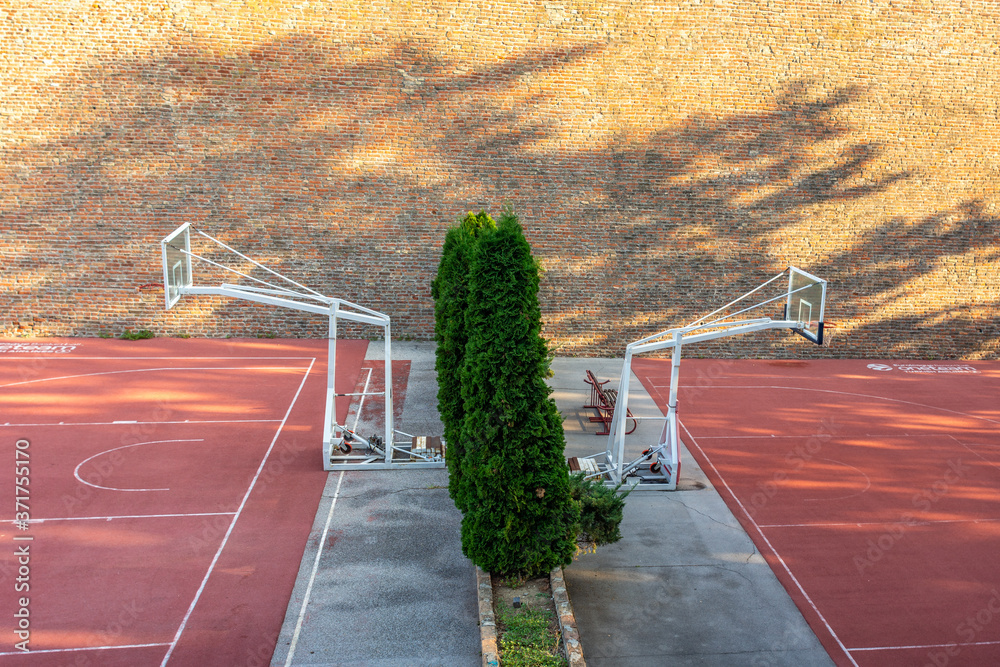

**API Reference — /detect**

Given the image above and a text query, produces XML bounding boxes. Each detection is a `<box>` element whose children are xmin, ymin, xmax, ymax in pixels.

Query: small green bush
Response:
<box><xmin>569</xmin><ymin>473</ymin><xmax>629</xmax><ymax>545</ymax></box>
<box><xmin>120</xmin><ymin>329</ymin><xmax>155</xmax><ymax>340</ymax></box>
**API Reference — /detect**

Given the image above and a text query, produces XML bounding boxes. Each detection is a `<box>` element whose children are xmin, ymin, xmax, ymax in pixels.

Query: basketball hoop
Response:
<box><xmin>157</xmin><ymin>222</ymin><xmax>435</xmax><ymax>474</ymax></box>
<box><xmin>137</xmin><ymin>283</ymin><xmax>162</xmax><ymax>303</ymax></box>
<box><xmin>577</xmin><ymin>265</ymin><xmax>829</xmax><ymax>491</ymax></box>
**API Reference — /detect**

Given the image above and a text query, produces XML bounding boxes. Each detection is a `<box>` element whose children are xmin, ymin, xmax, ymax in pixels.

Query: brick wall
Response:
<box><xmin>2</xmin><ymin>1</ymin><xmax>997</xmax><ymax>359</ymax></box>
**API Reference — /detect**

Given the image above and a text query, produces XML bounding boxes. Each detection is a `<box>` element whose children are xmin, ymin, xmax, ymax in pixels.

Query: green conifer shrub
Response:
<box><xmin>458</xmin><ymin>208</ymin><xmax>579</xmax><ymax>577</ymax></box>
<box><xmin>568</xmin><ymin>473</ymin><xmax>629</xmax><ymax>545</ymax></box>
<box><xmin>431</xmin><ymin>210</ymin><xmax>495</xmax><ymax>511</ymax></box>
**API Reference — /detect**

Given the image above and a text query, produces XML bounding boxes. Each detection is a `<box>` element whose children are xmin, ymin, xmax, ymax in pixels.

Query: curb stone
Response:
<box><xmin>551</xmin><ymin>567</ymin><xmax>586</xmax><ymax>666</ymax></box>
<box><xmin>476</xmin><ymin>566</ymin><xmax>586</xmax><ymax>667</ymax></box>
<box><xmin>476</xmin><ymin>566</ymin><xmax>499</xmax><ymax>667</ymax></box>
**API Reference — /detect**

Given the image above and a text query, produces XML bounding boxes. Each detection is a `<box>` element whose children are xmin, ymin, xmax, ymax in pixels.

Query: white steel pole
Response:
<box><xmin>328</xmin><ymin>304</ymin><xmax>339</xmax><ymax>436</ymax></box>
<box><xmin>665</xmin><ymin>330</ymin><xmax>683</xmax><ymax>489</ymax></box>
<box><xmin>383</xmin><ymin>322</ymin><xmax>393</xmax><ymax>464</ymax></box>
<box><xmin>612</xmin><ymin>349</ymin><xmax>634</xmax><ymax>485</ymax></box>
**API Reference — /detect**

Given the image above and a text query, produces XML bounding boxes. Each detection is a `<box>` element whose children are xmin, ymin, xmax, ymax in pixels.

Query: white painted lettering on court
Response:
<box><xmin>867</xmin><ymin>363</ymin><xmax>978</xmax><ymax>374</ymax></box>
<box><xmin>0</xmin><ymin>343</ymin><xmax>78</xmax><ymax>354</ymax></box>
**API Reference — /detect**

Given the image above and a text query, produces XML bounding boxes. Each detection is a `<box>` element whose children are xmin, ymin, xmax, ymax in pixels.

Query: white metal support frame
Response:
<box><xmin>582</xmin><ymin>267</ymin><xmax>827</xmax><ymax>491</ymax></box>
<box><xmin>160</xmin><ymin>222</ymin><xmax>444</xmax><ymax>472</ymax></box>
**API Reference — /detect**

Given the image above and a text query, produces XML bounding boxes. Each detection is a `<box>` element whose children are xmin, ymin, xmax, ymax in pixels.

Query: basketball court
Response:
<box><xmin>0</xmin><ymin>337</ymin><xmax>373</xmax><ymax>665</ymax></box>
<box><xmin>631</xmin><ymin>358</ymin><xmax>1000</xmax><ymax>667</ymax></box>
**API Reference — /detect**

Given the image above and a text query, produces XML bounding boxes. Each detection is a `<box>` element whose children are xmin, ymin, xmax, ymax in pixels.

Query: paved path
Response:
<box><xmin>551</xmin><ymin>356</ymin><xmax>834</xmax><ymax>667</ymax></box>
<box><xmin>272</xmin><ymin>345</ymin><xmax>833</xmax><ymax>666</ymax></box>
<box><xmin>271</xmin><ymin>343</ymin><xmax>480</xmax><ymax>667</ymax></box>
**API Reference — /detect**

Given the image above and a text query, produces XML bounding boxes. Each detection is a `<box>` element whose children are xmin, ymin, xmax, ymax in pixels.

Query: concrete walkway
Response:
<box><xmin>270</xmin><ymin>343</ymin><xmax>480</xmax><ymax>667</ymax></box>
<box><xmin>551</xmin><ymin>356</ymin><xmax>834</xmax><ymax>667</ymax></box>
<box><xmin>272</xmin><ymin>344</ymin><xmax>833</xmax><ymax>666</ymax></box>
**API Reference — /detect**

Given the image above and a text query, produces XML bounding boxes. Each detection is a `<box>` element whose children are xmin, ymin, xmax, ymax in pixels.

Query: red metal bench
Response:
<box><xmin>584</xmin><ymin>369</ymin><xmax>637</xmax><ymax>436</ymax></box>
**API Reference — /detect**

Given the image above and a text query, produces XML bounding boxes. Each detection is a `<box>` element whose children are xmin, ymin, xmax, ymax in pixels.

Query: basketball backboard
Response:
<box><xmin>161</xmin><ymin>223</ymin><xmax>192</xmax><ymax>309</ymax></box>
<box><xmin>786</xmin><ymin>266</ymin><xmax>826</xmax><ymax>345</ymax></box>
<box><xmin>582</xmin><ymin>265</ymin><xmax>830</xmax><ymax>490</ymax></box>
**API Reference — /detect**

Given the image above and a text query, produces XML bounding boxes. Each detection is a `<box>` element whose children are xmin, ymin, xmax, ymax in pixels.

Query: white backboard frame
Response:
<box><xmin>579</xmin><ymin>266</ymin><xmax>829</xmax><ymax>491</ymax></box>
<box><xmin>786</xmin><ymin>266</ymin><xmax>827</xmax><ymax>345</ymax></box>
<box><xmin>161</xmin><ymin>223</ymin><xmax>192</xmax><ymax>310</ymax></box>
<box><xmin>157</xmin><ymin>222</ymin><xmax>442</xmax><ymax>472</ymax></box>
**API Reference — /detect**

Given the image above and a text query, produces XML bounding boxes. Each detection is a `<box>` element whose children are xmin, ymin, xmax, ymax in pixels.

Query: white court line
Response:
<box><xmin>0</xmin><ymin>365</ymin><xmax>311</xmax><ymax>390</ymax></box>
<box><xmin>760</xmin><ymin>517</ymin><xmax>1000</xmax><ymax>529</ymax></box>
<box><xmin>0</xmin><ymin>356</ymin><xmax>316</xmax><ymax>360</ymax></box>
<box><xmin>801</xmin><ymin>458</ymin><xmax>871</xmax><ymax>502</ymax></box>
<box><xmin>75</xmin><ymin>439</ymin><xmax>205</xmax><ymax>492</ymax></box>
<box><xmin>850</xmin><ymin>639</ymin><xmax>1000</xmax><ymax>651</ymax></box>
<box><xmin>1</xmin><ymin>419</ymin><xmax>282</xmax><ymax>427</ymax></box>
<box><xmin>282</xmin><ymin>366</ymin><xmax>371</xmax><ymax>665</ymax></box>
<box><xmin>0</xmin><ymin>642</ymin><xmax>170</xmax><ymax>657</ymax></box>
<box><xmin>680</xmin><ymin>419</ymin><xmax>860</xmax><ymax>667</ymax></box>
<box><xmin>949</xmin><ymin>434</ymin><xmax>1000</xmax><ymax>473</ymax></box>
<box><xmin>159</xmin><ymin>358</ymin><xmax>316</xmax><ymax>667</ymax></box>
<box><xmin>351</xmin><ymin>367</ymin><xmax>374</xmax><ymax>433</ymax></box>
<box><xmin>694</xmin><ymin>433</ymin><xmax>950</xmax><ymax>440</ymax></box>
<box><xmin>661</xmin><ymin>384</ymin><xmax>1000</xmax><ymax>426</ymax></box>
<box><xmin>284</xmin><ymin>470</ymin><xmax>346</xmax><ymax>667</ymax></box>
<box><xmin>5</xmin><ymin>512</ymin><xmax>236</xmax><ymax>524</ymax></box>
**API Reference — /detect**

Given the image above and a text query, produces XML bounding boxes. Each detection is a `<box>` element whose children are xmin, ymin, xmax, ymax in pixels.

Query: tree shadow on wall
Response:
<box><xmin>1</xmin><ymin>34</ymin><xmax>996</xmax><ymax>357</ymax></box>
<box><xmin>814</xmin><ymin>199</ymin><xmax>999</xmax><ymax>357</ymax></box>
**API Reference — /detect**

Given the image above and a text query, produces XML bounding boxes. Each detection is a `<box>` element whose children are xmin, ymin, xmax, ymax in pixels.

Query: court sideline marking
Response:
<box><xmin>649</xmin><ymin>383</ymin><xmax>1000</xmax><ymax>426</ymax></box>
<box><xmin>0</xmin><ymin>364</ymin><xmax>312</xmax><ymax>390</ymax></box>
<box><xmin>282</xmin><ymin>364</ymin><xmax>373</xmax><ymax>666</ymax></box>
<box><xmin>159</xmin><ymin>357</ymin><xmax>316</xmax><ymax>666</ymax></box>
<box><xmin>0</xmin><ymin>642</ymin><xmax>170</xmax><ymax>657</ymax></box>
<box><xmin>680</xmin><ymin>418</ymin><xmax>861</xmax><ymax>667</ymax></box>
<box><xmin>12</xmin><ymin>512</ymin><xmax>237</xmax><ymax>525</ymax></box>
<box><xmin>3</xmin><ymin>419</ymin><xmax>283</xmax><ymax>427</ymax></box>
<box><xmin>283</xmin><ymin>471</ymin><xmax>346</xmax><ymax>667</ymax></box>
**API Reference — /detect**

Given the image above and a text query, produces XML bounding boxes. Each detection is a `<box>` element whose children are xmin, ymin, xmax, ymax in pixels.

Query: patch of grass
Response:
<box><xmin>120</xmin><ymin>329</ymin><xmax>155</xmax><ymax>340</ymax></box>
<box><xmin>496</xmin><ymin>601</ymin><xmax>567</xmax><ymax>667</ymax></box>
<box><xmin>256</xmin><ymin>332</ymin><xmax>277</xmax><ymax>339</ymax></box>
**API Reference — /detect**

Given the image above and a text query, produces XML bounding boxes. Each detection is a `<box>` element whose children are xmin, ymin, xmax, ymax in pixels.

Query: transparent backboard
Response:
<box><xmin>786</xmin><ymin>266</ymin><xmax>826</xmax><ymax>344</ymax></box>
<box><xmin>161</xmin><ymin>223</ymin><xmax>192</xmax><ymax>309</ymax></box>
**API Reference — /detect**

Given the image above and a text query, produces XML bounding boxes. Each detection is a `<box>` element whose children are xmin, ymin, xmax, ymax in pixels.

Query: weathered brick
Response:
<box><xmin>0</xmin><ymin>2</ymin><xmax>997</xmax><ymax>359</ymax></box>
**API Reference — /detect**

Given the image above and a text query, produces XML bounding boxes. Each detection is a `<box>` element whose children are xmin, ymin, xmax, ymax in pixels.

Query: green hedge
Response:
<box><xmin>457</xmin><ymin>208</ymin><xmax>578</xmax><ymax>577</ymax></box>
<box><xmin>431</xmin><ymin>211</ymin><xmax>495</xmax><ymax>512</ymax></box>
<box><xmin>432</xmin><ymin>207</ymin><xmax>627</xmax><ymax>578</ymax></box>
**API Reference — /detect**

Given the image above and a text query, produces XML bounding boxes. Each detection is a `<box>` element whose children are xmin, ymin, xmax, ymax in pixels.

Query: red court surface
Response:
<box><xmin>633</xmin><ymin>358</ymin><xmax>1000</xmax><ymax>667</ymax></box>
<box><xmin>0</xmin><ymin>337</ymin><xmax>369</xmax><ymax>666</ymax></box>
